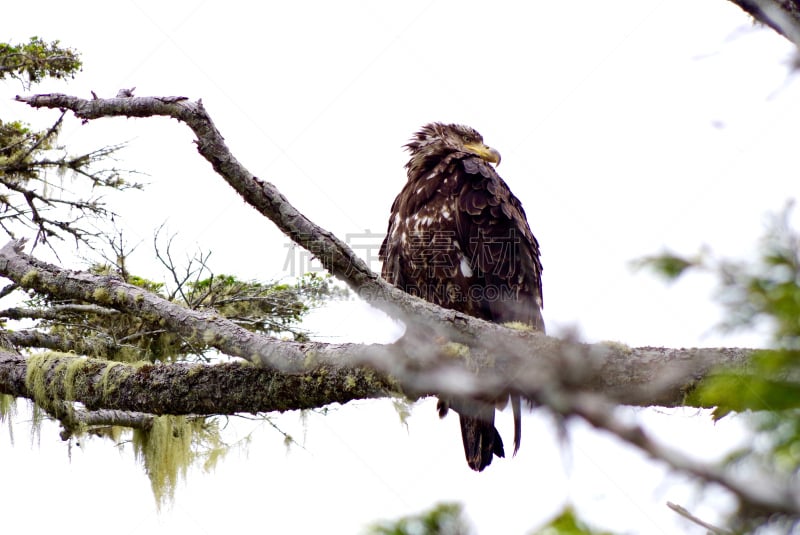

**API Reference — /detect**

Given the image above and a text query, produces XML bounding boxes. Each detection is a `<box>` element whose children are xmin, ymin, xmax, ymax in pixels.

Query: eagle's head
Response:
<box><xmin>404</xmin><ymin>122</ymin><xmax>501</xmax><ymax>178</ymax></box>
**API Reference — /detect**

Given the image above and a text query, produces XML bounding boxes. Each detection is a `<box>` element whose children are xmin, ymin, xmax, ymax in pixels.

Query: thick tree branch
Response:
<box><xmin>0</xmin><ymin>349</ymin><xmax>397</xmax><ymax>416</ymax></box>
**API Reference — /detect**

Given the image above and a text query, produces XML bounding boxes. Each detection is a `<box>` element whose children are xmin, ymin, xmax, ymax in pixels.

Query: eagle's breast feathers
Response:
<box><xmin>380</xmin><ymin>147</ymin><xmax>542</xmax><ymax>328</ymax></box>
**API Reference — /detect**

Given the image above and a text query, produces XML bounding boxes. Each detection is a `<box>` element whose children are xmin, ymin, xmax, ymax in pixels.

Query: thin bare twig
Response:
<box><xmin>539</xmin><ymin>387</ymin><xmax>800</xmax><ymax>516</ymax></box>
<box><xmin>667</xmin><ymin>502</ymin><xmax>733</xmax><ymax>534</ymax></box>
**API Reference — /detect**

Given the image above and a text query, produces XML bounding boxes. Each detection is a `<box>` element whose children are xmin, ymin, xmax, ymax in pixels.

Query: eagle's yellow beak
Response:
<box><xmin>463</xmin><ymin>142</ymin><xmax>501</xmax><ymax>166</ymax></box>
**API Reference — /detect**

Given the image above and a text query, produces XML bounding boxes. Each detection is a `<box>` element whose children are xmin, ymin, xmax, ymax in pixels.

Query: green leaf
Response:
<box><xmin>531</xmin><ymin>507</ymin><xmax>614</xmax><ymax>535</ymax></box>
<box><xmin>631</xmin><ymin>251</ymin><xmax>697</xmax><ymax>282</ymax></box>
<box><xmin>365</xmin><ymin>503</ymin><xmax>471</xmax><ymax>535</ymax></box>
<box><xmin>0</xmin><ymin>37</ymin><xmax>81</xmax><ymax>87</ymax></box>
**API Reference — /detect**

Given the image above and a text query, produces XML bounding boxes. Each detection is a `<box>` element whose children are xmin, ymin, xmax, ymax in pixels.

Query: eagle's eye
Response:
<box><xmin>462</xmin><ymin>134</ymin><xmax>473</xmax><ymax>143</ymax></box>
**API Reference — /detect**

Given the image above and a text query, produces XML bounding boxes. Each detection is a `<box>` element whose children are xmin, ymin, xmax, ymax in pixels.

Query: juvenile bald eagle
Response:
<box><xmin>379</xmin><ymin>122</ymin><xmax>543</xmax><ymax>471</ymax></box>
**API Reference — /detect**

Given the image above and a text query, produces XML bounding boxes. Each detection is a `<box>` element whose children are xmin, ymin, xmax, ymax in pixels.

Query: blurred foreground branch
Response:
<box><xmin>729</xmin><ymin>0</ymin><xmax>800</xmax><ymax>46</ymax></box>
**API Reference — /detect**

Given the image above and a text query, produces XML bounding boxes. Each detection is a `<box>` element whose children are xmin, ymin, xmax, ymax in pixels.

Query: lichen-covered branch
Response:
<box><xmin>0</xmin><ymin>350</ymin><xmax>398</xmax><ymax>416</ymax></box>
<box><xmin>0</xmin><ymin>303</ymin><xmax>119</xmax><ymax>321</ymax></box>
<box><xmin>7</xmin><ymin>329</ymin><xmax>117</xmax><ymax>357</ymax></box>
<box><xmin>0</xmin><ymin>238</ymin><xmax>334</xmax><ymax>371</ymax></box>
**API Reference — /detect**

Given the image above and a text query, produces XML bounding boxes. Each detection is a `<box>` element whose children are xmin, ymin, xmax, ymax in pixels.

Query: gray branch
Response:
<box><xmin>0</xmin><ymin>303</ymin><xmax>119</xmax><ymax>321</ymax></box>
<box><xmin>7</xmin><ymin>329</ymin><xmax>117</xmax><ymax>356</ymax></box>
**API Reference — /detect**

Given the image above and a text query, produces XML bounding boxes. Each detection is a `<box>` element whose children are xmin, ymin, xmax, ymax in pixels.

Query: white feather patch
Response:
<box><xmin>460</xmin><ymin>256</ymin><xmax>473</xmax><ymax>277</ymax></box>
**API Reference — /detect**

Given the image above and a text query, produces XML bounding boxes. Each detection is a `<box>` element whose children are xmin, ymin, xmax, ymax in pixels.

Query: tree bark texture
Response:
<box><xmin>0</xmin><ymin>350</ymin><xmax>396</xmax><ymax>415</ymax></box>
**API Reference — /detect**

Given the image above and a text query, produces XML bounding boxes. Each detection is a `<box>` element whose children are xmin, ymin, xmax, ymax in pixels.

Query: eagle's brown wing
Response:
<box><xmin>455</xmin><ymin>156</ymin><xmax>543</xmax><ymax>329</ymax></box>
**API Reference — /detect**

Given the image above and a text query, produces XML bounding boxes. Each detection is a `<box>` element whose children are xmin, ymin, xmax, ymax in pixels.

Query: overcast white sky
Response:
<box><xmin>1</xmin><ymin>1</ymin><xmax>798</xmax><ymax>533</ymax></box>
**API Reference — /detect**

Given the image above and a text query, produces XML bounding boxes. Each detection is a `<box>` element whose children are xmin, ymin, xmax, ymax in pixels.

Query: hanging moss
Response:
<box><xmin>0</xmin><ymin>394</ymin><xmax>14</xmax><ymax>419</ymax></box>
<box><xmin>20</xmin><ymin>352</ymin><xmax>238</xmax><ymax>509</ymax></box>
<box><xmin>99</xmin><ymin>361</ymin><xmax>123</xmax><ymax>401</ymax></box>
<box><xmin>132</xmin><ymin>415</ymin><xmax>193</xmax><ymax>508</ymax></box>
<box><xmin>22</xmin><ymin>353</ymin><xmax>86</xmax><ymax>435</ymax></box>
<box><xmin>29</xmin><ymin>402</ymin><xmax>45</xmax><ymax>445</ymax></box>
<box><xmin>62</xmin><ymin>357</ymin><xmax>90</xmax><ymax>401</ymax></box>
<box><xmin>94</xmin><ymin>425</ymin><xmax>126</xmax><ymax>443</ymax></box>
<box><xmin>23</xmin><ymin>352</ymin><xmax>70</xmax><ymax>442</ymax></box>
<box><xmin>0</xmin><ymin>394</ymin><xmax>16</xmax><ymax>445</ymax></box>
<box><xmin>25</xmin><ymin>352</ymin><xmax>60</xmax><ymax>411</ymax></box>
<box><xmin>132</xmin><ymin>415</ymin><xmax>227</xmax><ymax>509</ymax></box>
<box><xmin>392</xmin><ymin>398</ymin><xmax>412</xmax><ymax>429</ymax></box>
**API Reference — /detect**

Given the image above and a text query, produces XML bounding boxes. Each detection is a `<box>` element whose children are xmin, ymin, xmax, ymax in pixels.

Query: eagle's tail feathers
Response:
<box><xmin>511</xmin><ymin>394</ymin><xmax>522</xmax><ymax>456</ymax></box>
<box><xmin>459</xmin><ymin>413</ymin><xmax>504</xmax><ymax>472</ymax></box>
